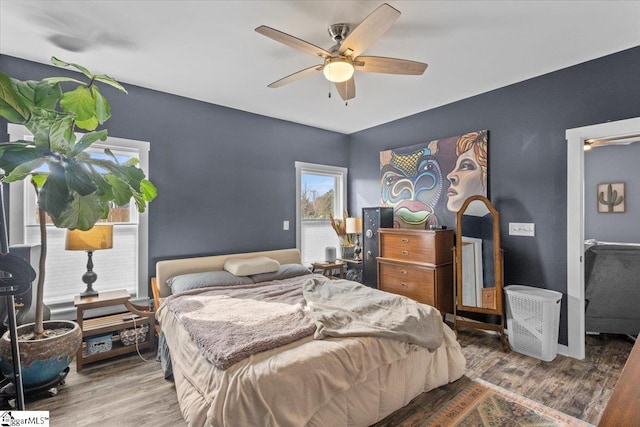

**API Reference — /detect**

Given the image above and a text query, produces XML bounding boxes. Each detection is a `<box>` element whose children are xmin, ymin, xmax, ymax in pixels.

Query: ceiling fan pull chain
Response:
<box><xmin>328</xmin><ymin>79</ymin><xmax>332</xmax><ymax>98</ymax></box>
<box><xmin>345</xmin><ymin>81</ymin><xmax>349</xmax><ymax>106</ymax></box>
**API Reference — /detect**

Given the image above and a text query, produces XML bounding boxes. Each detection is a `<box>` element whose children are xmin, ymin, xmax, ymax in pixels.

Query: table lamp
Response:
<box><xmin>345</xmin><ymin>217</ymin><xmax>363</xmax><ymax>260</ymax></box>
<box><xmin>65</xmin><ymin>224</ymin><xmax>113</xmax><ymax>298</ymax></box>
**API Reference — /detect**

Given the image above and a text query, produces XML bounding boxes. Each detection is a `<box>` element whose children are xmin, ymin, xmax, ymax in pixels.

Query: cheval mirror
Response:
<box><xmin>453</xmin><ymin>195</ymin><xmax>508</xmax><ymax>349</ymax></box>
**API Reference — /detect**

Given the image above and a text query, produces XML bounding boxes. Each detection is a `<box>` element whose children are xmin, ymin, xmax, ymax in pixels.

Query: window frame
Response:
<box><xmin>7</xmin><ymin>123</ymin><xmax>151</xmax><ymax>315</ymax></box>
<box><xmin>295</xmin><ymin>161</ymin><xmax>348</xmax><ymax>262</ymax></box>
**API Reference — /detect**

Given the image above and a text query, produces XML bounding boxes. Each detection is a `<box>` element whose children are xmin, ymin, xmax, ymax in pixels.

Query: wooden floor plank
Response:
<box><xmin>3</xmin><ymin>331</ymin><xmax>632</xmax><ymax>426</ymax></box>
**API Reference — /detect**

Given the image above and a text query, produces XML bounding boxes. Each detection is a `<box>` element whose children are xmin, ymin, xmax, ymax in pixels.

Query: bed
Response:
<box><xmin>584</xmin><ymin>241</ymin><xmax>640</xmax><ymax>335</ymax></box>
<box><xmin>153</xmin><ymin>248</ymin><xmax>465</xmax><ymax>426</ymax></box>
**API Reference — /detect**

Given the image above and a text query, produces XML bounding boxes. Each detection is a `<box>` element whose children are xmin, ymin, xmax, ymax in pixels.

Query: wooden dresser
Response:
<box><xmin>377</xmin><ymin>228</ymin><xmax>454</xmax><ymax>314</ymax></box>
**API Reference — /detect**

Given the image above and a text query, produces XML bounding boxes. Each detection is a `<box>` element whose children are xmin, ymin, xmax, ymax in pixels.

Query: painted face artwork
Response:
<box><xmin>381</xmin><ymin>147</ymin><xmax>443</xmax><ymax>228</ymax></box>
<box><xmin>380</xmin><ymin>130</ymin><xmax>488</xmax><ymax>229</ymax></box>
<box><xmin>446</xmin><ymin>148</ymin><xmax>485</xmax><ymax>212</ymax></box>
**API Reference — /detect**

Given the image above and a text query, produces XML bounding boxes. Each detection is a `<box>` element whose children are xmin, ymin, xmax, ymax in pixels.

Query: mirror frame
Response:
<box><xmin>454</xmin><ymin>195</ymin><xmax>502</xmax><ymax>315</ymax></box>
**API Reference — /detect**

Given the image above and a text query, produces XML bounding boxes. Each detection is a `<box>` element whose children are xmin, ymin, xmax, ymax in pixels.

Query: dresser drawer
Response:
<box><xmin>379</xmin><ymin>229</ymin><xmax>453</xmax><ymax>265</ymax></box>
<box><xmin>378</xmin><ymin>261</ymin><xmax>435</xmax><ymax>306</ymax></box>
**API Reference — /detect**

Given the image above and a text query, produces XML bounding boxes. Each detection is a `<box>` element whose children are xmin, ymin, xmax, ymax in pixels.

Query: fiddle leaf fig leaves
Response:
<box><xmin>38</xmin><ymin>164</ymin><xmax>72</xmax><ymax>220</ymax></box>
<box><xmin>56</xmin><ymin>193</ymin><xmax>106</xmax><ymax>231</ymax></box>
<box><xmin>73</xmin><ymin>130</ymin><xmax>108</xmax><ymax>155</ymax></box>
<box><xmin>60</xmin><ymin>86</ymin><xmax>99</xmax><ymax>131</ymax></box>
<box><xmin>0</xmin><ymin>72</ymin><xmax>30</xmax><ymax>123</ymax></box>
<box><xmin>0</xmin><ymin>56</ymin><xmax>156</xmax><ymax>234</ymax></box>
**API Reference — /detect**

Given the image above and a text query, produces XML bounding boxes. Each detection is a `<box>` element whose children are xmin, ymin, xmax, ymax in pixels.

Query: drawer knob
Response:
<box><xmin>402</xmin><ymin>250</ymin><xmax>409</xmax><ymax>255</ymax></box>
<box><xmin>401</xmin><ymin>283</ymin><xmax>407</xmax><ymax>287</ymax></box>
<box><xmin>401</xmin><ymin>238</ymin><xmax>409</xmax><ymax>243</ymax></box>
<box><xmin>401</xmin><ymin>270</ymin><xmax>408</xmax><ymax>275</ymax></box>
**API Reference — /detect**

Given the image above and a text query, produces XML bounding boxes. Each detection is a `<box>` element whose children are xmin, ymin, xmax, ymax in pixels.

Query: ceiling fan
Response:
<box><xmin>255</xmin><ymin>3</ymin><xmax>428</xmax><ymax>102</ymax></box>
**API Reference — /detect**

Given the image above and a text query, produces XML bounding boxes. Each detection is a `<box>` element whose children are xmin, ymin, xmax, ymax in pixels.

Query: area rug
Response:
<box><xmin>423</xmin><ymin>378</ymin><xmax>594</xmax><ymax>426</ymax></box>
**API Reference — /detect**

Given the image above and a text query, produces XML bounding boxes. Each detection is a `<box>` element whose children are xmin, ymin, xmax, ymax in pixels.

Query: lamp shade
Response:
<box><xmin>345</xmin><ymin>217</ymin><xmax>362</xmax><ymax>234</ymax></box>
<box><xmin>65</xmin><ymin>224</ymin><xmax>113</xmax><ymax>251</ymax></box>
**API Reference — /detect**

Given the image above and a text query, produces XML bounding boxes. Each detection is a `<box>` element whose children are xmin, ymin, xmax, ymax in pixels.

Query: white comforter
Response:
<box><xmin>157</xmin><ymin>276</ymin><xmax>466</xmax><ymax>426</ymax></box>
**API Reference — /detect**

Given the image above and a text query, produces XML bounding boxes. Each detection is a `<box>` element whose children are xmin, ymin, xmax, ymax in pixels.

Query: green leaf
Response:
<box><xmin>65</xmin><ymin>160</ymin><xmax>98</xmax><ymax>196</ymax></box>
<box><xmin>60</xmin><ymin>86</ymin><xmax>94</xmax><ymax>120</ymax></box>
<box><xmin>54</xmin><ymin>192</ymin><xmax>106</xmax><ymax>231</ymax></box>
<box><xmin>0</xmin><ymin>144</ymin><xmax>42</xmax><ymax>176</ymax></box>
<box><xmin>73</xmin><ymin>130</ymin><xmax>108</xmax><ymax>155</ymax></box>
<box><xmin>93</xmin><ymin>75</ymin><xmax>128</xmax><ymax>93</ymax></box>
<box><xmin>31</xmin><ymin>173</ymin><xmax>48</xmax><ymax>188</ymax></box>
<box><xmin>102</xmin><ymin>148</ymin><xmax>119</xmax><ymax>164</ymax></box>
<box><xmin>0</xmin><ymin>72</ymin><xmax>30</xmax><ymax>123</ymax></box>
<box><xmin>90</xmin><ymin>168</ymin><xmax>112</xmax><ymax>200</ymax></box>
<box><xmin>47</xmin><ymin>114</ymin><xmax>75</xmax><ymax>153</ymax></box>
<box><xmin>39</xmin><ymin>165</ymin><xmax>71</xmax><ymax>219</ymax></box>
<box><xmin>51</xmin><ymin>56</ymin><xmax>93</xmax><ymax>79</ymax></box>
<box><xmin>42</xmin><ymin>77</ymin><xmax>86</xmax><ymax>86</ymax></box>
<box><xmin>123</xmin><ymin>158</ymin><xmax>139</xmax><ymax>167</ymax></box>
<box><xmin>140</xmin><ymin>179</ymin><xmax>158</xmax><ymax>202</ymax></box>
<box><xmin>74</xmin><ymin>115</ymin><xmax>99</xmax><ymax>131</ymax></box>
<box><xmin>25</xmin><ymin>108</ymin><xmax>74</xmax><ymax>151</ymax></box>
<box><xmin>13</xmin><ymin>79</ymin><xmax>62</xmax><ymax>110</ymax></box>
<box><xmin>92</xmin><ymin>86</ymin><xmax>111</xmax><ymax>124</ymax></box>
<box><xmin>3</xmin><ymin>158</ymin><xmax>44</xmax><ymax>182</ymax></box>
<box><xmin>105</xmin><ymin>174</ymin><xmax>133</xmax><ymax>206</ymax></box>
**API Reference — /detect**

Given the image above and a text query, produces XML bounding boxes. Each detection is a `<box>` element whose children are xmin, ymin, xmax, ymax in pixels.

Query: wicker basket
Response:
<box><xmin>119</xmin><ymin>324</ymin><xmax>149</xmax><ymax>346</ymax></box>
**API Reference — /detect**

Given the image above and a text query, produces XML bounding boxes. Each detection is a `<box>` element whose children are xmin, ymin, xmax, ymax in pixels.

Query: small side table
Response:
<box><xmin>339</xmin><ymin>258</ymin><xmax>363</xmax><ymax>283</ymax></box>
<box><xmin>311</xmin><ymin>261</ymin><xmax>345</xmax><ymax>279</ymax></box>
<box><xmin>74</xmin><ymin>289</ymin><xmax>155</xmax><ymax>371</ymax></box>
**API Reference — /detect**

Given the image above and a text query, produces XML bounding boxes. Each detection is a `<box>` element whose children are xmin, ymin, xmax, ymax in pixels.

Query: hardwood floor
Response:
<box><xmin>6</xmin><ymin>331</ymin><xmax>633</xmax><ymax>426</ymax></box>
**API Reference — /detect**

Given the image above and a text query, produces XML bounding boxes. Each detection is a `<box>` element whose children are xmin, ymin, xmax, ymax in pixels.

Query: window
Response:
<box><xmin>7</xmin><ymin>124</ymin><xmax>150</xmax><ymax>315</ymax></box>
<box><xmin>295</xmin><ymin>162</ymin><xmax>348</xmax><ymax>265</ymax></box>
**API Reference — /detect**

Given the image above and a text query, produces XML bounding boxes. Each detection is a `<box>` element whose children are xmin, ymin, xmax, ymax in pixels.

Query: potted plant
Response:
<box><xmin>0</xmin><ymin>57</ymin><xmax>156</xmax><ymax>387</ymax></box>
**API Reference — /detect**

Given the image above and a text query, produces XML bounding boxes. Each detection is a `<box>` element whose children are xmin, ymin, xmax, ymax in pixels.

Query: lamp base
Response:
<box><xmin>79</xmin><ymin>287</ymin><xmax>99</xmax><ymax>299</ymax></box>
<box><xmin>79</xmin><ymin>251</ymin><xmax>99</xmax><ymax>298</ymax></box>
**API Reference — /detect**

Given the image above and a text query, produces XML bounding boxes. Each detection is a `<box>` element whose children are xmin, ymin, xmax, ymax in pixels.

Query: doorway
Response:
<box><xmin>566</xmin><ymin>117</ymin><xmax>640</xmax><ymax>359</ymax></box>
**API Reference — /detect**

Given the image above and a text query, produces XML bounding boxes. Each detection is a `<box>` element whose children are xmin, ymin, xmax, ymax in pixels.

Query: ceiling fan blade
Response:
<box><xmin>339</xmin><ymin>3</ymin><xmax>401</xmax><ymax>58</ymax></box>
<box><xmin>256</xmin><ymin>25</ymin><xmax>331</xmax><ymax>58</ymax></box>
<box><xmin>335</xmin><ymin>77</ymin><xmax>356</xmax><ymax>101</ymax></box>
<box><xmin>355</xmin><ymin>56</ymin><xmax>428</xmax><ymax>75</ymax></box>
<box><xmin>267</xmin><ymin>65</ymin><xmax>323</xmax><ymax>88</ymax></box>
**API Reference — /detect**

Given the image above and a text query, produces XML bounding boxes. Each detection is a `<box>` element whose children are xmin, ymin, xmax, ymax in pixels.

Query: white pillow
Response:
<box><xmin>223</xmin><ymin>256</ymin><xmax>280</xmax><ymax>276</ymax></box>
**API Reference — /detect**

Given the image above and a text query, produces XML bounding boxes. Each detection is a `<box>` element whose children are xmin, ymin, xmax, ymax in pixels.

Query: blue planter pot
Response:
<box><xmin>0</xmin><ymin>320</ymin><xmax>82</xmax><ymax>388</ymax></box>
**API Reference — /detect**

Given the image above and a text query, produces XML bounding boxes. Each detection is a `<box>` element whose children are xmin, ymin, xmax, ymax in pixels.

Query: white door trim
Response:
<box><xmin>565</xmin><ymin>116</ymin><xmax>640</xmax><ymax>360</ymax></box>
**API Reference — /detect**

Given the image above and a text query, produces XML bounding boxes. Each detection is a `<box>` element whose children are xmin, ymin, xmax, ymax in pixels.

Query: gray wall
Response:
<box><xmin>585</xmin><ymin>143</ymin><xmax>640</xmax><ymax>242</ymax></box>
<box><xmin>0</xmin><ymin>55</ymin><xmax>349</xmax><ymax>280</ymax></box>
<box><xmin>348</xmin><ymin>46</ymin><xmax>640</xmax><ymax>344</ymax></box>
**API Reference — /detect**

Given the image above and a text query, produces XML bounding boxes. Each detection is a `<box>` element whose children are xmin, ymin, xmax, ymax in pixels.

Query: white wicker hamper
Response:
<box><xmin>504</xmin><ymin>285</ymin><xmax>562</xmax><ymax>361</ymax></box>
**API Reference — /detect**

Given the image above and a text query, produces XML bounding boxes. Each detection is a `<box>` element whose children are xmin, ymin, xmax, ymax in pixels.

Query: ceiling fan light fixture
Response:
<box><xmin>323</xmin><ymin>57</ymin><xmax>354</xmax><ymax>83</ymax></box>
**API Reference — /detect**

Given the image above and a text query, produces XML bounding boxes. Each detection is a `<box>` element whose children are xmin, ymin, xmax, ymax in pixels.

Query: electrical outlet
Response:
<box><xmin>283</xmin><ymin>220</ymin><xmax>289</xmax><ymax>231</ymax></box>
<box><xmin>509</xmin><ymin>222</ymin><xmax>535</xmax><ymax>237</ymax></box>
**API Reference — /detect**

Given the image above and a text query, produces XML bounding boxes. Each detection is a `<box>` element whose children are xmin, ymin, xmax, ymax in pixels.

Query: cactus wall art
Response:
<box><xmin>597</xmin><ymin>182</ymin><xmax>625</xmax><ymax>213</ymax></box>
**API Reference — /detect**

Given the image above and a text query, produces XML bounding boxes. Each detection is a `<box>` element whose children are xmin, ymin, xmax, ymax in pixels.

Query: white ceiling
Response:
<box><xmin>1</xmin><ymin>1</ymin><xmax>639</xmax><ymax>135</ymax></box>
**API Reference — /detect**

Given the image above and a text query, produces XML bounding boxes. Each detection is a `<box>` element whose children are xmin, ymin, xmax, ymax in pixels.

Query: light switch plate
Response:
<box><xmin>509</xmin><ymin>222</ymin><xmax>535</xmax><ymax>236</ymax></box>
<box><xmin>283</xmin><ymin>220</ymin><xmax>289</xmax><ymax>231</ymax></box>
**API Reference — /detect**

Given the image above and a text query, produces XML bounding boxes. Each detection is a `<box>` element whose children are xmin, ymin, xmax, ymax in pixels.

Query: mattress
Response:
<box><xmin>157</xmin><ymin>290</ymin><xmax>465</xmax><ymax>427</ymax></box>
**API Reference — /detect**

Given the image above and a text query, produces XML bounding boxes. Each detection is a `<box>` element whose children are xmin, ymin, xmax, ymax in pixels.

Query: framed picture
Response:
<box><xmin>597</xmin><ymin>182</ymin><xmax>625</xmax><ymax>213</ymax></box>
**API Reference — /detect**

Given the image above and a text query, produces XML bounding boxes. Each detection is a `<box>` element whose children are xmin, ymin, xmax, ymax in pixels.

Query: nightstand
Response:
<box><xmin>74</xmin><ymin>289</ymin><xmax>155</xmax><ymax>371</ymax></box>
<box><xmin>310</xmin><ymin>261</ymin><xmax>345</xmax><ymax>279</ymax></box>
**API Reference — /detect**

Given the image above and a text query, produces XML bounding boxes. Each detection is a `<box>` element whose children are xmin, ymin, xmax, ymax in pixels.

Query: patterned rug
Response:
<box><xmin>423</xmin><ymin>378</ymin><xmax>594</xmax><ymax>426</ymax></box>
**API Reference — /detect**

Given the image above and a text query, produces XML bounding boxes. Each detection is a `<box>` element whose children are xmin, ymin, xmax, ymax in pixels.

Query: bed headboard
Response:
<box><xmin>155</xmin><ymin>248</ymin><xmax>302</xmax><ymax>300</ymax></box>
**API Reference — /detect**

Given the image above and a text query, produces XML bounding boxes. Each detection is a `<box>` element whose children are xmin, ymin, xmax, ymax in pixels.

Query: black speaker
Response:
<box><xmin>362</xmin><ymin>207</ymin><xmax>394</xmax><ymax>288</ymax></box>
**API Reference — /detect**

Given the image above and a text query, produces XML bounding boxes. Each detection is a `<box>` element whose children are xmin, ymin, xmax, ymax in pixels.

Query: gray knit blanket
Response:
<box><xmin>164</xmin><ymin>274</ymin><xmax>444</xmax><ymax>370</ymax></box>
<box><xmin>163</xmin><ymin>275</ymin><xmax>316</xmax><ymax>370</ymax></box>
